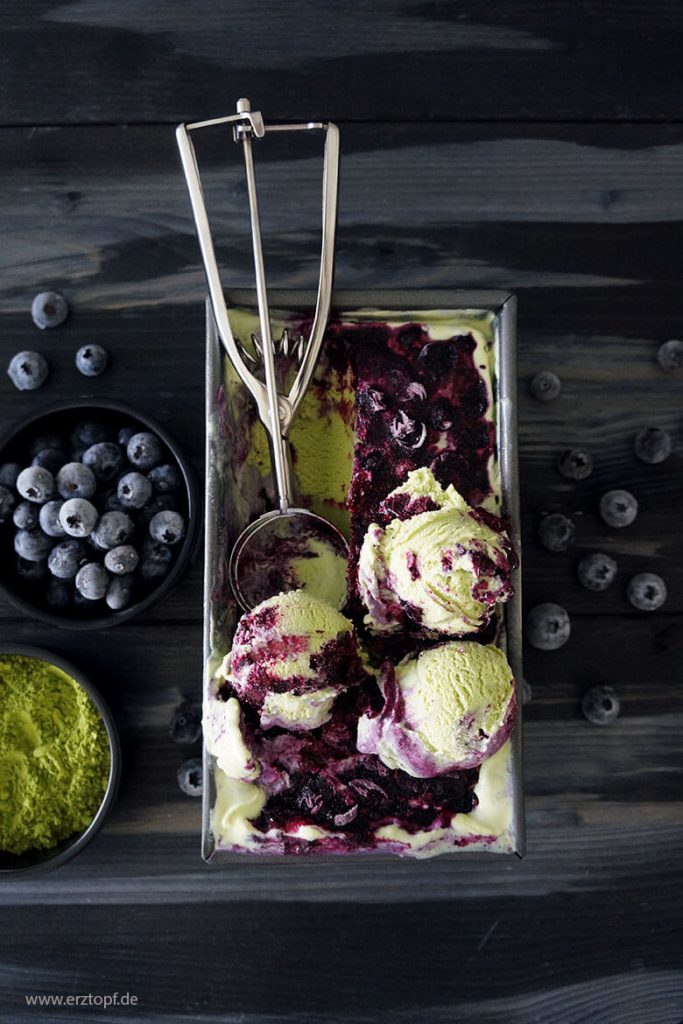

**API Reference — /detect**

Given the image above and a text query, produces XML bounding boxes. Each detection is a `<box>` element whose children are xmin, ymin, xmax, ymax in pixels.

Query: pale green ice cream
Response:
<box><xmin>357</xmin><ymin>641</ymin><xmax>517</xmax><ymax>776</ymax></box>
<box><xmin>358</xmin><ymin>468</ymin><xmax>515</xmax><ymax>636</ymax></box>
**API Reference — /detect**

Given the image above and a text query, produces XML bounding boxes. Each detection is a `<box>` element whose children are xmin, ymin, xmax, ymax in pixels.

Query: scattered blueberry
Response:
<box><xmin>7</xmin><ymin>351</ymin><xmax>49</xmax><ymax>391</ymax></box>
<box><xmin>59</xmin><ymin>498</ymin><xmax>98</xmax><ymax>538</ymax></box>
<box><xmin>127</xmin><ymin>432</ymin><xmax>163</xmax><ymax>471</ymax></box>
<box><xmin>32</xmin><ymin>448</ymin><xmax>67</xmax><ymax>475</ymax></box>
<box><xmin>75</xmin><ymin>562</ymin><xmax>108</xmax><ymax>601</ymax></box>
<box><xmin>117</xmin><ymin>471</ymin><xmax>153</xmax><ymax>510</ymax></box>
<box><xmin>177</xmin><ymin>758</ymin><xmax>203</xmax><ymax>797</ymax></box>
<box><xmin>104</xmin><ymin>544</ymin><xmax>139</xmax><ymax>575</ymax></box>
<box><xmin>633</xmin><ymin>427</ymin><xmax>672</xmax><ymax>465</ymax></box>
<box><xmin>56</xmin><ymin>462</ymin><xmax>97</xmax><ymax>500</ymax></box>
<box><xmin>558</xmin><ymin>448</ymin><xmax>593</xmax><ymax>480</ymax></box>
<box><xmin>657</xmin><ymin>339</ymin><xmax>683</xmax><ymax>371</ymax></box>
<box><xmin>169</xmin><ymin>700</ymin><xmax>202</xmax><ymax>745</ymax></box>
<box><xmin>582</xmin><ymin>685</ymin><xmax>620</xmax><ymax>725</ymax></box>
<box><xmin>530</xmin><ymin>371</ymin><xmax>561</xmax><ymax>401</ymax></box>
<box><xmin>577</xmin><ymin>552</ymin><xmax>618</xmax><ymax>591</ymax></box>
<box><xmin>148</xmin><ymin>464</ymin><xmax>182</xmax><ymax>494</ymax></box>
<box><xmin>0</xmin><ymin>484</ymin><xmax>16</xmax><ymax>522</ymax></box>
<box><xmin>627</xmin><ymin>572</ymin><xmax>667</xmax><ymax>611</ymax></box>
<box><xmin>13</xmin><ymin>501</ymin><xmax>39</xmax><ymax>530</ymax></box>
<box><xmin>46</xmin><ymin>579</ymin><xmax>72</xmax><ymax>609</ymax></box>
<box><xmin>150</xmin><ymin>510</ymin><xmax>185</xmax><ymax>546</ymax></box>
<box><xmin>82</xmin><ymin>442</ymin><xmax>124</xmax><ymax>483</ymax></box>
<box><xmin>16</xmin><ymin>557</ymin><xmax>48</xmax><ymax>583</ymax></box>
<box><xmin>48</xmin><ymin>539</ymin><xmax>87</xmax><ymax>579</ymax></box>
<box><xmin>75</xmin><ymin>344</ymin><xmax>108</xmax><ymax>377</ymax></box>
<box><xmin>105</xmin><ymin>575</ymin><xmax>134</xmax><ymax>611</ymax></box>
<box><xmin>39</xmin><ymin>500</ymin><xmax>66</xmax><ymax>538</ymax></box>
<box><xmin>71</xmin><ymin>420</ymin><xmax>108</xmax><ymax>449</ymax></box>
<box><xmin>525</xmin><ymin>602</ymin><xmax>571</xmax><ymax>650</ymax></box>
<box><xmin>139</xmin><ymin>538</ymin><xmax>173</xmax><ymax>581</ymax></box>
<box><xmin>118</xmin><ymin>426</ymin><xmax>136</xmax><ymax>447</ymax></box>
<box><xmin>538</xmin><ymin>513</ymin><xmax>575</xmax><ymax>552</ymax></box>
<box><xmin>16</xmin><ymin>466</ymin><xmax>54</xmax><ymax>504</ymax></box>
<box><xmin>0</xmin><ymin>463</ymin><xmax>21</xmax><ymax>488</ymax></box>
<box><xmin>14</xmin><ymin>529</ymin><xmax>52</xmax><ymax>562</ymax></box>
<box><xmin>92</xmin><ymin>510</ymin><xmax>134</xmax><ymax>550</ymax></box>
<box><xmin>31</xmin><ymin>291</ymin><xmax>68</xmax><ymax>329</ymax></box>
<box><xmin>599</xmin><ymin>489</ymin><xmax>638</xmax><ymax>528</ymax></box>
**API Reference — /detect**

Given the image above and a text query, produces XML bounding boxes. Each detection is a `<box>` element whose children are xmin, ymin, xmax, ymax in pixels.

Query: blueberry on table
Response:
<box><xmin>82</xmin><ymin>442</ymin><xmax>124</xmax><ymax>483</ymax></box>
<box><xmin>599</xmin><ymin>489</ymin><xmax>638</xmax><ymax>528</ymax></box>
<box><xmin>538</xmin><ymin>512</ymin><xmax>575</xmax><ymax>552</ymax></box>
<box><xmin>169</xmin><ymin>701</ymin><xmax>202</xmax><ymax>745</ymax></box>
<box><xmin>75</xmin><ymin>562</ymin><xmax>109</xmax><ymax>601</ymax></box>
<box><xmin>520</xmin><ymin>679</ymin><xmax>533</xmax><ymax>705</ymax></box>
<box><xmin>0</xmin><ymin>484</ymin><xmax>16</xmax><ymax>522</ymax></box>
<box><xmin>48</xmin><ymin>539</ymin><xmax>87</xmax><ymax>579</ymax></box>
<box><xmin>0</xmin><ymin>463</ymin><xmax>21</xmax><ymax>488</ymax></box>
<box><xmin>13</xmin><ymin>501</ymin><xmax>39</xmax><ymax>530</ymax></box>
<box><xmin>31</xmin><ymin>291</ymin><xmax>68</xmax><ymax>329</ymax></box>
<box><xmin>47</xmin><ymin>578</ymin><xmax>72</xmax><ymax>609</ymax></box>
<box><xmin>117</xmin><ymin>471</ymin><xmax>153</xmax><ymax>510</ymax></box>
<box><xmin>75</xmin><ymin>344</ymin><xmax>108</xmax><ymax>377</ymax></box>
<box><xmin>627</xmin><ymin>572</ymin><xmax>667</xmax><ymax>611</ymax></box>
<box><xmin>70</xmin><ymin>420</ymin><xmax>108</xmax><ymax>449</ymax></box>
<box><xmin>177</xmin><ymin>758</ymin><xmax>203</xmax><ymax>797</ymax></box>
<box><xmin>126</xmin><ymin>432</ymin><xmax>163</xmax><ymax>471</ymax></box>
<box><xmin>92</xmin><ymin>510</ymin><xmax>134</xmax><ymax>550</ymax></box>
<box><xmin>58</xmin><ymin>498</ymin><xmax>98</xmax><ymax>538</ymax></box>
<box><xmin>530</xmin><ymin>371</ymin><xmax>561</xmax><ymax>401</ymax></box>
<box><xmin>633</xmin><ymin>427</ymin><xmax>672</xmax><ymax>464</ymax></box>
<box><xmin>582</xmin><ymin>685</ymin><xmax>620</xmax><ymax>725</ymax></box>
<box><xmin>16</xmin><ymin>556</ymin><xmax>48</xmax><ymax>583</ymax></box>
<box><xmin>139</xmin><ymin>538</ymin><xmax>173</xmax><ymax>581</ymax></box>
<box><xmin>558</xmin><ymin>448</ymin><xmax>593</xmax><ymax>480</ymax></box>
<box><xmin>525</xmin><ymin>602</ymin><xmax>571</xmax><ymax>650</ymax></box>
<box><xmin>106</xmin><ymin>575</ymin><xmax>134</xmax><ymax>611</ymax></box>
<box><xmin>32</xmin><ymin>448</ymin><xmax>67</xmax><ymax>475</ymax></box>
<box><xmin>7</xmin><ymin>351</ymin><xmax>49</xmax><ymax>391</ymax></box>
<box><xmin>577</xmin><ymin>552</ymin><xmax>618</xmax><ymax>591</ymax></box>
<box><xmin>14</xmin><ymin>529</ymin><xmax>52</xmax><ymax>562</ymax></box>
<box><xmin>148</xmin><ymin>463</ymin><xmax>182</xmax><ymax>494</ymax></box>
<box><xmin>39</xmin><ymin>500</ymin><xmax>66</xmax><ymax>538</ymax></box>
<box><xmin>149</xmin><ymin>510</ymin><xmax>185</xmax><ymax>546</ymax></box>
<box><xmin>56</xmin><ymin>462</ymin><xmax>97</xmax><ymax>500</ymax></box>
<box><xmin>657</xmin><ymin>339</ymin><xmax>683</xmax><ymax>371</ymax></box>
<box><xmin>104</xmin><ymin>544</ymin><xmax>139</xmax><ymax>575</ymax></box>
<box><xmin>16</xmin><ymin>466</ymin><xmax>54</xmax><ymax>504</ymax></box>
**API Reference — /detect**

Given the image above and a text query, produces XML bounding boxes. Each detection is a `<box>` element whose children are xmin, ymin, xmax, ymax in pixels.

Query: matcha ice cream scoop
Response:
<box><xmin>357</xmin><ymin>641</ymin><xmax>517</xmax><ymax>776</ymax></box>
<box><xmin>226</xmin><ymin>589</ymin><xmax>372</xmax><ymax>731</ymax></box>
<box><xmin>358</xmin><ymin>467</ymin><xmax>515</xmax><ymax>636</ymax></box>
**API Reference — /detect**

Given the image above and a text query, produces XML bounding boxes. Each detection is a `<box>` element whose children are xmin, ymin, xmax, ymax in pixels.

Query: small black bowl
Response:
<box><xmin>0</xmin><ymin>644</ymin><xmax>121</xmax><ymax>876</ymax></box>
<box><xmin>0</xmin><ymin>399</ymin><xmax>200</xmax><ymax>629</ymax></box>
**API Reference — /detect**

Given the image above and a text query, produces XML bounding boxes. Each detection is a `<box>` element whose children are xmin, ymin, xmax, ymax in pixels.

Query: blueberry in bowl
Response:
<box><xmin>0</xmin><ymin>401</ymin><xmax>200</xmax><ymax>629</ymax></box>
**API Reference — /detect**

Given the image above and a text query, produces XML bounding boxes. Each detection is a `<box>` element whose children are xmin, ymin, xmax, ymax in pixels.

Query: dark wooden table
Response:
<box><xmin>1</xmin><ymin>4</ymin><xmax>682</xmax><ymax>1022</ymax></box>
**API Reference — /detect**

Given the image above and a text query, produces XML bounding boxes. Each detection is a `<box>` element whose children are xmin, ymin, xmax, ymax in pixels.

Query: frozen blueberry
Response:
<box><xmin>177</xmin><ymin>757</ymin><xmax>203</xmax><ymax>797</ymax></box>
<box><xmin>127</xmin><ymin>432</ymin><xmax>163</xmax><ymax>471</ymax></box>
<box><xmin>657</xmin><ymin>339</ymin><xmax>683</xmax><ymax>371</ymax></box>
<box><xmin>0</xmin><ymin>463</ymin><xmax>21</xmax><ymax>488</ymax></box>
<box><xmin>48</xmin><ymin>539</ymin><xmax>87</xmax><ymax>579</ymax></box>
<box><xmin>59</xmin><ymin>498</ymin><xmax>98</xmax><ymax>538</ymax></box>
<box><xmin>75</xmin><ymin>562</ymin><xmax>108</xmax><ymax>601</ymax></box>
<box><xmin>627</xmin><ymin>572</ymin><xmax>667</xmax><ymax>611</ymax></box>
<box><xmin>32</xmin><ymin>448</ymin><xmax>67</xmax><ymax>475</ymax></box>
<box><xmin>169</xmin><ymin>700</ymin><xmax>202</xmax><ymax>745</ymax></box>
<box><xmin>47</xmin><ymin>579</ymin><xmax>72</xmax><ymax>609</ymax></box>
<box><xmin>118</xmin><ymin>425</ymin><xmax>136</xmax><ymax>447</ymax></box>
<box><xmin>56</xmin><ymin>462</ymin><xmax>97</xmax><ymax>500</ymax></box>
<box><xmin>525</xmin><ymin>602</ymin><xmax>571</xmax><ymax>650</ymax></box>
<box><xmin>577</xmin><ymin>552</ymin><xmax>618</xmax><ymax>591</ymax></box>
<box><xmin>558</xmin><ymin>448</ymin><xmax>593</xmax><ymax>480</ymax></box>
<box><xmin>599</xmin><ymin>489</ymin><xmax>638</xmax><ymax>528</ymax></box>
<box><xmin>7</xmin><ymin>351</ymin><xmax>49</xmax><ymax>391</ymax></box>
<box><xmin>138</xmin><ymin>493</ymin><xmax>175</xmax><ymax>528</ymax></box>
<box><xmin>148</xmin><ymin>463</ymin><xmax>182</xmax><ymax>494</ymax></box>
<box><xmin>16</xmin><ymin>556</ymin><xmax>48</xmax><ymax>583</ymax></box>
<box><xmin>634</xmin><ymin>427</ymin><xmax>672</xmax><ymax>465</ymax></box>
<box><xmin>104</xmin><ymin>492</ymin><xmax>126</xmax><ymax>513</ymax></box>
<box><xmin>150</xmin><ymin>510</ymin><xmax>185</xmax><ymax>546</ymax></box>
<box><xmin>16</xmin><ymin>466</ymin><xmax>54</xmax><ymax>504</ymax></box>
<box><xmin>39</xmin><ymin>500</ymin><xmax>66</xmax><ymax>538</ymax></box>
<box><xmin>31</xmin><ymin>291</ymin><xmax>68</xmax><ymax>329</ymax></box>
<box><xmin>14</xmin><ymin>529</ymin><xmax>52</xmax><ymax>562</ymax></box>
<box><xmin>139</xmin><ymin>538</ymin><xmax>173</xmax><ymax>581</ymax></box>
<box><xmin>82</xmin><ymin>442</ymin><xmax>124</xmax><ymax>483</ymax></box>
<box><xmin>104</xmin><ymin>544</ymin><xmax>139</xmax><ymax>575</ymax></box>
<box><xmin>0</xmin><ymin>484</ymin><xmax>16</xmax><ymax>522</ymax></box>
<box><xmin>582</xmin><ymin>685</ymin><xmax>620</xmax><ymax>725</ymax></box>
<box><xmin>75</xmin><ymin>344</ymin><xmax>108</xmax><ymax>377</ymax></box>
<box><xmin>530</xmin><ymin>371</ymin><xmax>561</xmax><ymax>401</ymax></box>
<box><xmin>92</xmin><ymin>510</ymin><xmax>134</xmax><ymax>550</ymax></box>
<box><xmin>105</xmin><ymin>575</ymin><xmax>134</xmax><ymax>611</ymax></box>
<box><xmin>538</xmin><ymin>513</ymin><xmax>575</xmax><ymax>552</ymax></box>
<box><xmin>13</xmin><ymin>500</ymin><xmax>39</xmax><ymax>530</ymax></box>
<box><xmin>117</xmin><ymin>471</ymin><xmax>153</xmax><ymax>510</ymax></box>
<box><xmin>71</xmin><ymin>420</ymin><xmax>108</xmax><ymax>449</ymax></box>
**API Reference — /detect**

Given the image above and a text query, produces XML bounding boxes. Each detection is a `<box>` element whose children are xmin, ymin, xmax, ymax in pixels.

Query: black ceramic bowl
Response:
<box><xmin>0</xmin><ymin>645</ymin><xmax>121</xmax><ymax>875</ymax></box>
<box><xmin>0</xmin><ymin>400</ymin><xmax>200</xmax><ymax>629</ymax></box>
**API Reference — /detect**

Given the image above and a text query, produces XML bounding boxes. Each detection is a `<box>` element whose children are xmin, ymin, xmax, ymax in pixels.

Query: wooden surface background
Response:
<box><xmin>1</xmin><ymin>3</ymin><xmax>682</xmax><ymax>1022</ymax></box>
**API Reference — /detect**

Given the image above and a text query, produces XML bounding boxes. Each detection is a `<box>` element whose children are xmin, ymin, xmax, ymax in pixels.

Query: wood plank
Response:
<box><xmin>3</xmin><ymin>2</ymin><xmax>683</xmax><ymax>124</ymax></box>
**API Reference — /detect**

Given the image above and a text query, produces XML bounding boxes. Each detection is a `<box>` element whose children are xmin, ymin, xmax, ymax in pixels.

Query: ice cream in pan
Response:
<box><xmin>204</xmin><ymin>309</ymin><xmax>522</xmax><ymax>857</ymax></box>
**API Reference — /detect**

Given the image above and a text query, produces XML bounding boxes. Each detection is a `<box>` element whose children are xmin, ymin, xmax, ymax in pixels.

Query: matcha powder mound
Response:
<box><xmin>0</xmin><ymin>654</ymin><xmax>111</xmax><ymax>856</ymax></box>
